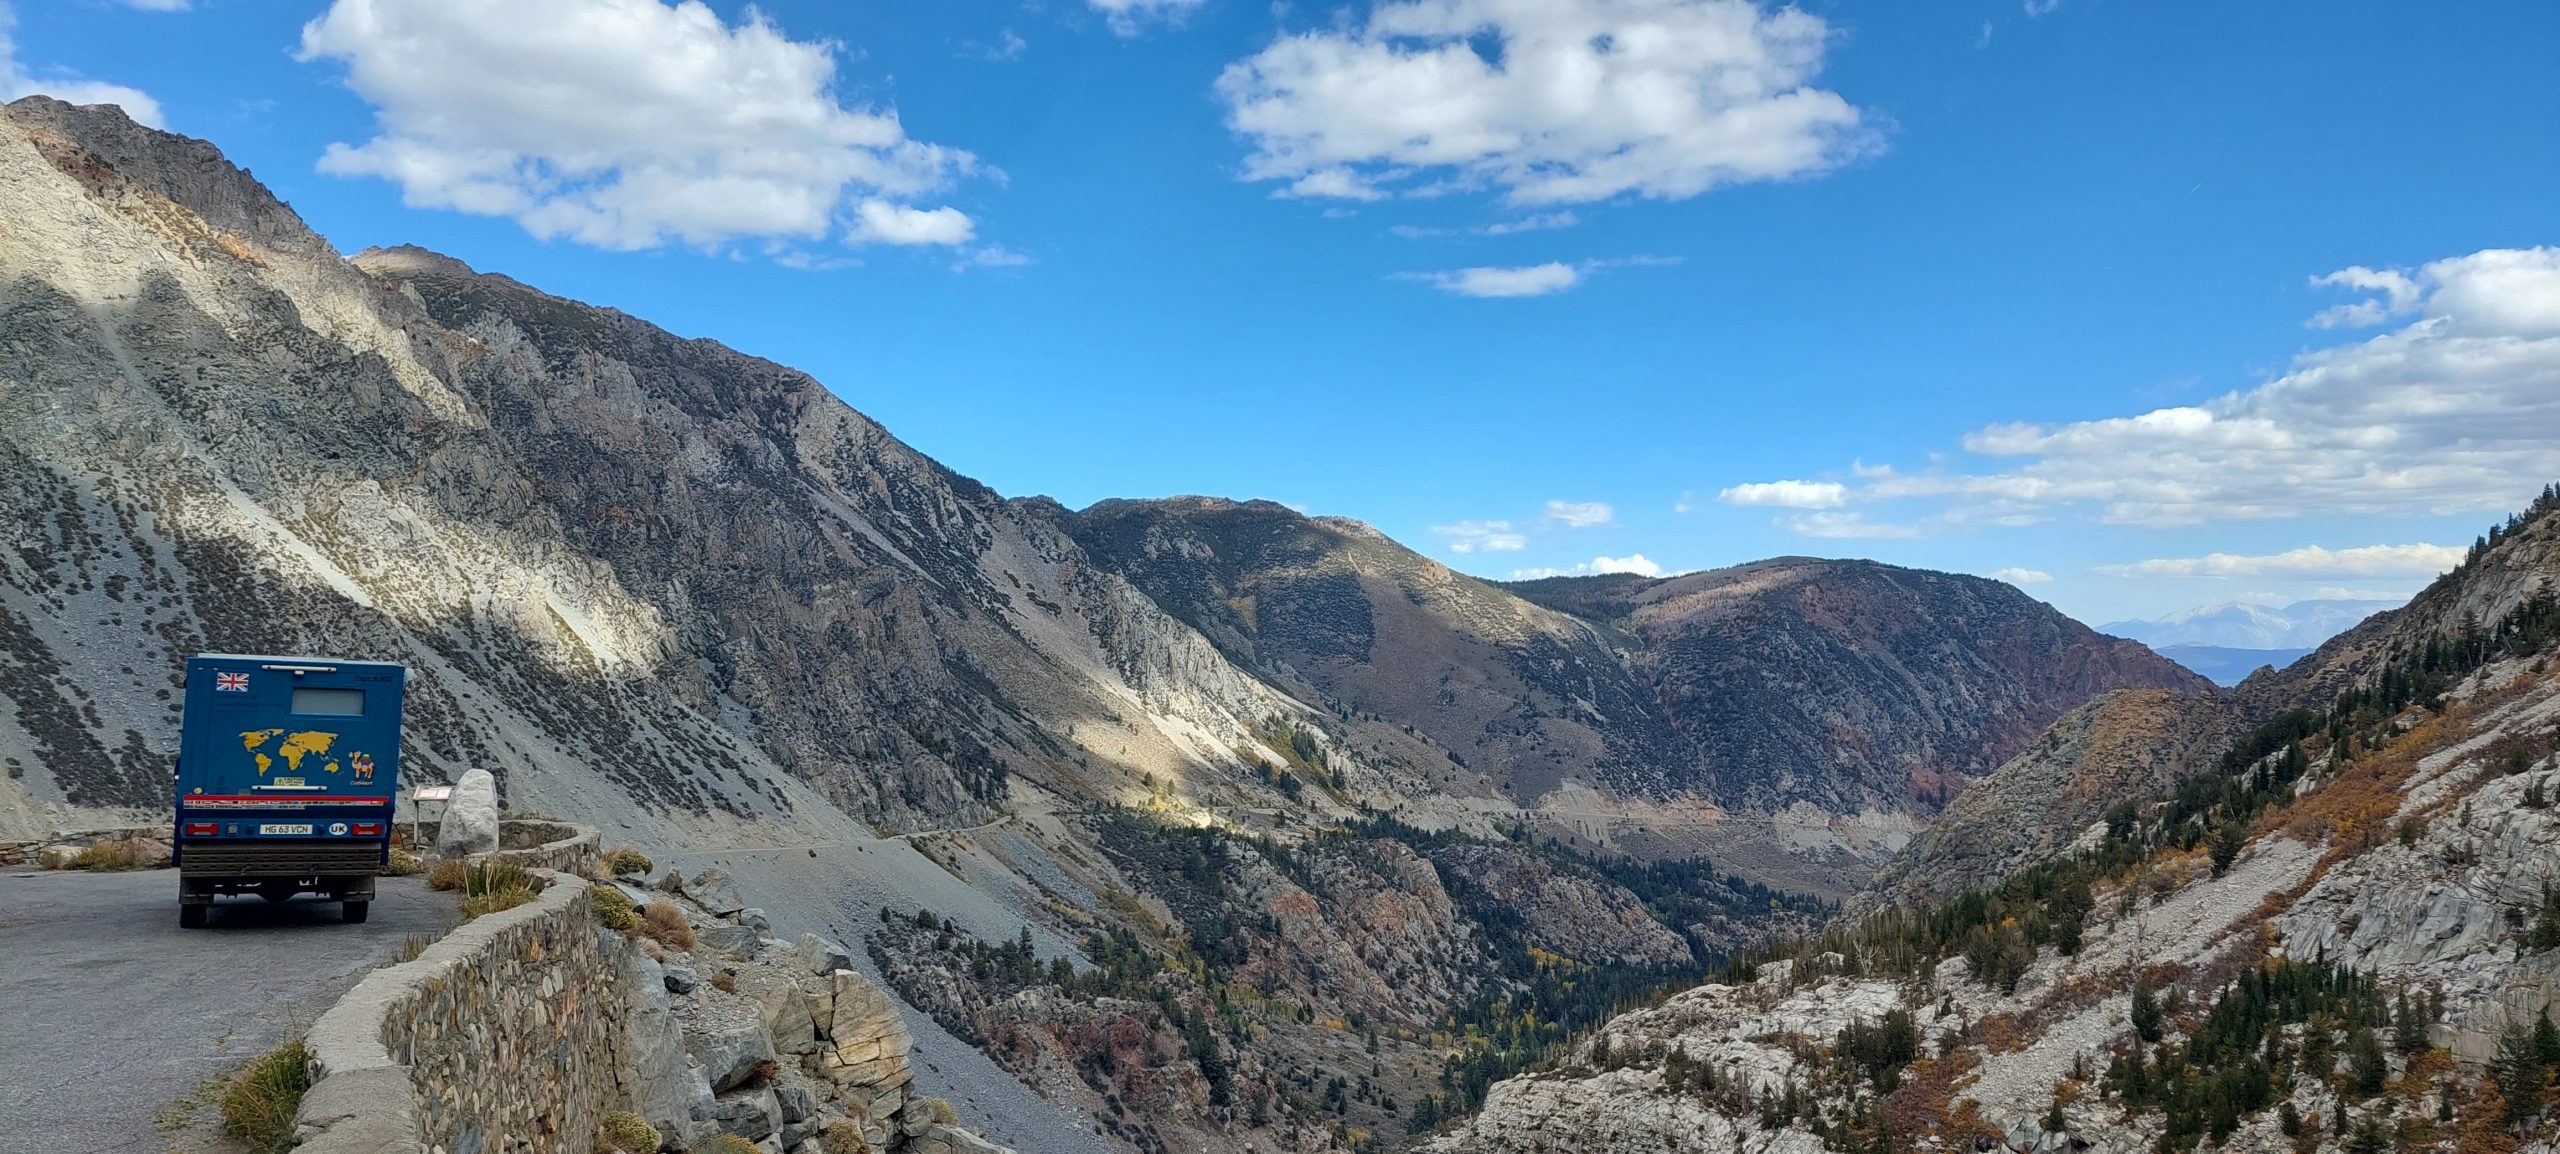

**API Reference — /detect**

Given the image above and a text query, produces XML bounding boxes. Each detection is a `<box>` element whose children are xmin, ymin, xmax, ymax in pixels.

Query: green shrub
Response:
<box><xmin>384</xmin><ymin>847</ymin><xmax>426</xmax><ymax>876</ymax></box>
<box><xmin>597</xmin><ymin>1110</ymin><xmax>659</xmax><ymax>1153</ymax></box>
<box><xmin>819</xmin><ymin>1123</ymin><xmax>871</xmax><ymax>1154</ymax></box>
<box><xmin>219</xmin><ymin>1039</ymin><xmax>311</xmax><ymax>1154</ymax></box>
<box><xmin>602</xmin><ymin>846</ymin><xmax>654</xmax><ymax>876</ymax></box>
<box><xmin>456</xmin><ymin>860</ymin><xmax>543</xmax><ymax>918</ymax></box>
<box><xmin>591</xmin><ymin>884</ymin><xmax>643</xmax><ymax>932</ymax></box>
<box><xmin>692</xmin><ymin>1135</ymin><xmax>760</xmax><ymax>1154</ymax></box>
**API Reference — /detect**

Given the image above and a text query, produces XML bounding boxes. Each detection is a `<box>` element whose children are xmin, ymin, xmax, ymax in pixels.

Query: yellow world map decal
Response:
<box><xmin>238</xmin><ymin>728</ymin><xmax>340</xmax><ymax>777</ymax></box>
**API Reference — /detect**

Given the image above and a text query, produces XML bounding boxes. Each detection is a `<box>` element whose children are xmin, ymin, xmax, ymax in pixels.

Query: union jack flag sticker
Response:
<box><xmin>214</xmin><ymin>672</ymin><xmax>250</xmax><ymax>692</ymax></box>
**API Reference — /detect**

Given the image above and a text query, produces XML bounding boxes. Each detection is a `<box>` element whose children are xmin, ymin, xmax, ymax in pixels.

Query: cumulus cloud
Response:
<box><xmin>1542</xmin><ymin>500</ymin><xmax>1613</xmax><ymax>528</ymax></box>
<box><xmin>1088</xmin><ymin>0</ymin><xmax>1204</xmax><ymax>36</ymax></box>
<box><xmin>1728</xmin><ymin>247</ymin><xmax>2560</xmax><ymax>533</ymax></box>
<box><xmin>2306</xmin><ymin>265</ymin><xmax>2421</xmax><ymax>329</ymax></box>
<box><xmin>1216</xmin><ymin>0</ymin><xmax>1875</xmax><ymax>206</ymax></box>
<box><xmin>1990</xmin><ymin>567</ymin><xmax>2053</xmax><ymax>585</ymax></box>
<box><xmin>0</xmin><ymin>1</ymin><xmax>165</xmax><ymax>126</ymax></box>
<box><xmin>296</xmin><ymin>0</ymin><xmax>980</xmax><ymax>252</ymax></box>
<box><xmin>2097</xmin><ymin>543</ymin><xmax>2464</xmax><ymax>580</ymax></box>
<box><xmin>1718</xmin><ymin>479</ymin><xmax>1846</xmax><ymax>509</ymax></box>
<box><xmin>1433</xmin><ymin>520</ymin><xmax>1527</xmax><ymax>553</ymax></box>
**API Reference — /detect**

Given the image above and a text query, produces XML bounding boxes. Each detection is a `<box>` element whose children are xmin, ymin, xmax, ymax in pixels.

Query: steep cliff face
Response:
<box><xmin>1852</xmin><ymin>688</ymin><xmax>2247</xmax><ymax>914</ymax></box>
<box><xmin>0</xmin><ymin>96</ymin><xmax>1341</xmax><ymax>843</ymax></box>
<box><xmin>1511</xmin><ymin>559</ymin><xmax>2211</xmax><ymax>813</ymax></box>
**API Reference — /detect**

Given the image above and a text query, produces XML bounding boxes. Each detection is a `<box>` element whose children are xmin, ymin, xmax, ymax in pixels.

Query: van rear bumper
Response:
<box><xmin>177</xmin><ymin>839</ymin><xmax>385</xmax><ymax>904</ymax></box>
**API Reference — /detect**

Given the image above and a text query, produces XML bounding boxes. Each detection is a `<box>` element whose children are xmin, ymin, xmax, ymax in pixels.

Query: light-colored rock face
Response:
<box><xmin>434</xmin><ymin>768</ymin><xmax>500</xmax><ymax>855</ymax></box>
<box><xmin>1436</xmin><ymin>607</ymin><xmax>2560</xmax><ymax>1152</ymax></box>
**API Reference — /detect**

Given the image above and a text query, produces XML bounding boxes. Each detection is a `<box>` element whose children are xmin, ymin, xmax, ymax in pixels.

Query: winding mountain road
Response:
<box><xmin>0</xmin><ymin>868</ymin><xmax>457</xmax><ymax>1154</ymax></box>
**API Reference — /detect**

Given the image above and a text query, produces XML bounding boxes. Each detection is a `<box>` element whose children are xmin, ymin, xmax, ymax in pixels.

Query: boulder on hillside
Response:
<box><xmin>433</xmin><ymin>769</ymin><xmax>499</xmax><ymax>856</ymax></box>
<box><xmin>683</xmin><ymin>1010</ymin><xmax>778</xmax><ymax>1093</ymax></box>
<box><xmin>796</xmin><ymin>933</ymin><xmax>854</xmax><ymax>976</ymax></box>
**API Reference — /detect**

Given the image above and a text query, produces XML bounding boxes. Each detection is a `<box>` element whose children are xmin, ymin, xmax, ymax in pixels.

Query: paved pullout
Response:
<box><xmin>0</xmin><ymin>869</ymin><xmax>457</xmax><ymax>1154</ymax></box>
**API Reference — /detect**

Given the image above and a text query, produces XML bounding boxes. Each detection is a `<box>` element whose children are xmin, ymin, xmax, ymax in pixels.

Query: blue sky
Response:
<box><xmin>7</xmin><ymin>0</ymin><xmax>2557</xmax><ymax>626</ymax></box>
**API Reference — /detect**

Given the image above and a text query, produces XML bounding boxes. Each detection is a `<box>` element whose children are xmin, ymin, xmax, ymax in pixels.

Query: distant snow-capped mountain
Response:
<box><xmin>2100</xmin><ymin>597</ymin><xmax>2402</xmax><ymax>650</ymax></box>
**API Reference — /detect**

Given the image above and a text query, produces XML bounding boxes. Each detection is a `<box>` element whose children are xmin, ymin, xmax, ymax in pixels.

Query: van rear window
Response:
<box><xmin>291</xmin><ymin>687</ymin><xmax>365</xmax><ymax>716</ymax></box>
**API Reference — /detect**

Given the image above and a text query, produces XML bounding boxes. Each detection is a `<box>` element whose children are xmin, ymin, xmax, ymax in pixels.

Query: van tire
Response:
<box><xmin>180</xmin><ymin>903</ymin><xmax>208</xmax><ymax>929</ymax></box>
<box><xmin>342</xmin><ymin>900</ymin><xmax>370</xmax><ymax>924</ymax></box>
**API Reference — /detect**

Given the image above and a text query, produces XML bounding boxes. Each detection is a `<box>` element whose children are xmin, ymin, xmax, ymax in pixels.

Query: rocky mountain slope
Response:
<box><xmin>1428</xmin><ymin>490</ymin><xmax>2560</xmax><ymax>1153</ymax></box>
<box><xmin>1075</xmin><ymin>501</ymin><xmax>2205</xmax><ymax>890</ymax></box>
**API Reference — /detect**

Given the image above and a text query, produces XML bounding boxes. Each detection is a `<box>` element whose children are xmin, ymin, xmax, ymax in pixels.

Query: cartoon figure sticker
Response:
<box><xmin>350</xmin><ymin>752</ymin><xmax>375</xmax><ymax>785</ymax></box>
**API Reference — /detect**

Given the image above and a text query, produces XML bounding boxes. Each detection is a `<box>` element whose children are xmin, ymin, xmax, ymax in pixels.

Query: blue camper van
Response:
<box><xmin>173</xmin><ymin>654</ymin><xmax>406</xmax><ymax>927</ymax></box>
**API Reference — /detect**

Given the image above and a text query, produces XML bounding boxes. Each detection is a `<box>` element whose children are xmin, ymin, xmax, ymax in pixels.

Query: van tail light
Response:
<box><xmin>184</xmin><ymin>822</ymin><xmax>218</xmax><ymax>837</ymax></box>
<box><xmin>353</xmin><ymin>822</ymin><xmax>383</xmax><ymax>837</ymax></box>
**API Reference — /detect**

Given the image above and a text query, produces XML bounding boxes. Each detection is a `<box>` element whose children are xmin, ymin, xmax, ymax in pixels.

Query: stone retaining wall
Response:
<box><xmin>297</xmin><ymin>822</ymin><xmax>631</xmax><ymax>1154</ymax></box>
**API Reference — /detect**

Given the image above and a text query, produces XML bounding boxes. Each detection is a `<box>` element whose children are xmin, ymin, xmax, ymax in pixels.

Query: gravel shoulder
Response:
<box><xmin>0</xmin><ymin>868</ymin><xmax>457</xmax><ymax>1154</ymax></box>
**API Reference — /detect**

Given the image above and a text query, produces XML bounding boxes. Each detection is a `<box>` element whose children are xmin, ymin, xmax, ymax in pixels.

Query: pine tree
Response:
<box><xmin>2347</xmin><ymin>1026</ymin><xmax>2387</xmax><ymax>1098</ymax></box>
<box><xmin>2394</xmin><ymin>991</ymin><xmax>2429</xmax><ymax>1055</ymax></box>
<box><xmin>2496</xmin><ymin>1023</ymin><xmax>2546</xmax><ymax>1126</ymax></box>
<box><xmin>2132</xmin><ymin>970</ymin><xmax>2163</xmax><ymax>1043</ymax></box>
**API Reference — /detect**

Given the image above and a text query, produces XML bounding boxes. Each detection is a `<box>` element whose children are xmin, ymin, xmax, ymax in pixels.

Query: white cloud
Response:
<box><xmin>1717</xmin><ymin>479</ymin><xmax>1846</xmax><ymax>509</ymax></box>
<box><xmin>0</xmin><ymin>1</ymin><xmax>165</xmax><ymax>127</ymax></box>
<box><xmin>2023</xmin><ymin>0</ymin><xmax>2063</xmax><ymax>15</ymax></box>
<box><xmin>121</xmin><ymin>0</ymin><xmax>191</xmax><ymax>8</ymax></box>
<box><xmin>296</xmin><ymin>0</ymin><xmax>980</xmax><ymax>252</ymax></box>
<box><xmin>1216</xmin><ymin>0</ymin><xmax>1875</xmax><ymax>206</ymax></box>
<box><xmin>1433</xmin><ymin>520</ymin><xmax>1527</xmax><ymax>553</ymax></box>
<box><xmin>848</xmin><ymin>200</ymin><xmax>975</xmax><ymax>247</ymax></box>
<box><xmin>1402</xmin><ymin>254</ymin><xmax>1673</xmax><ymax>298</ymax></box>
<box><xmin>2097</xmin><ymin>543</ymin><xmax>2464</xmax><ymax>580</ymax></box>
<box><xmin>1510</xmin><ymin>553</ymin><xmax>1667</xmax><ymax>579</ymax></box>
<box><xmin>1089</xmin><ymin>0</ymin><xmax>1205</xmax><ymax>36</ymax></box>
<box><xmin>1542</xmin><ymin>500</ymin><xmax>1613</xmax><ymax>528</ymax></box>
<box><xmin>1673</xmin><ymin>490</ymin><xmax>1696</xmax><ymax>514</ymax></box>
<box><xmin>1990</xmin><ymin>567</ymin><xmax>2053</xmax><ymax>585</ymax></box>
<box><xmin>953</xmin><ymin>244</ymin><xmax>1034</xmax><ymax>272</ymax></box>
<box><xmin>1783</xmin><ymin>511</ymin><xmax>1921</xmax><ymax>539</ymax></box>
<box><xmin>1753</xmin><ymin>247</ymin><xmax>2560</xmax><ymax>529</ymax></box>
<box><xmin>2306</xmin><ymin>265</ymin><xmax>2421</xmax><ymax>329</ymax></box>
<box><xmin>1592</xmin><ymin>553</ymin><xmax>1663</xmax><ymax>577</ymax></box>
<box><xmin>1404</xmin><ymin>262</ymin><xmax>1581</xmax><ymax>298</ymax></box>
<box><xmin>1484</xmin><ymin>211</ymin><xmax>1579</xmax><ymax>235</ymax></box>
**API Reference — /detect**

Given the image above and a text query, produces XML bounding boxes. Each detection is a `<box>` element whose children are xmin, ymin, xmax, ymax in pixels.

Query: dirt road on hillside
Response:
<box><xmin>0</xmin><ymin>869</ymin><xmax>457</xmax><ymax>1154</ymax></box>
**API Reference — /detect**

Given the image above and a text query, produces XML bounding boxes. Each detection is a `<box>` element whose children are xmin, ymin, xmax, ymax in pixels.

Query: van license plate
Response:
<box><xmin>259</xmin><ymin>823</ymin><xmax>313</xmax><ymax>835</ymax></box>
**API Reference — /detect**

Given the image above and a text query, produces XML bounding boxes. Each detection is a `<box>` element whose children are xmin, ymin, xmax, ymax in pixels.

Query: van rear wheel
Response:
<box><xmin>179</xmin><ymin>903</ymin><xmax>207</xmax><ymax>929</ymax></box>
<box><xmin>342</xmin><ymin>900</ymin><xmax>370</xmax><ymax>924</ymax></box>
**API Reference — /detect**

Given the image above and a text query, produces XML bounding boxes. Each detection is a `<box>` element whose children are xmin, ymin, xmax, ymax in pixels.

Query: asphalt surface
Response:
<box><xmin>0</xmin><ymin>868</ymin><xmax>458</xmax><ymax>1154</ymax></box>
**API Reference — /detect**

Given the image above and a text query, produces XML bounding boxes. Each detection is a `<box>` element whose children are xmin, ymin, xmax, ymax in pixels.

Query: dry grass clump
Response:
<box><xmin>596</xmin><ymin>1110</ymin><xmax>659</xmax><ymax>1153</ymax></box>
<box><xmin>384</xmin><ymin>847</ymin><xmax>426</xmax><ymax>876</ymax></box>
<box><xmin>709</xmin><ymin>969</ymin><xmax>738</xmax><ymax>993</ymax></box>
<box><xmin>641</xmin><ymin>900</ymin><xmax>695</xmax><ymax>948</ymax></box>
<box><xmin>425</xmin><ymin>857</ymin><xmax>470</xmax><ymax>891</ymax></box>
<box><xmin>54</xmin><ymin>836</ymin><xmax>164</xmax><ymax>871</ymax></box>
<box><xmin>391</xmin><ymin>932</ymin><xmax>437</xmax><ymax>964</ymax></box>
<box><xmin>818</xmin><ymin>1122</ymin><xmax>871</xmax><ymax>1154</ymax></box>
<box><xmin>692</xmin><ymin>1135</ymin><xmax>760</xmax><ymax>1154</ymax></box>
<box><xmin>602</xmin><ymin>846</ymin><xmax>654</xmax><ymax>876</ymax></box>
<box><xmin>219</xmin><ymin>1039</ymin><xmax>310</xmax><ymax>1154</ymax></box>
<box><xmin>455</xmin><ymin>860</ymin><xmax>543</xmax><ymax>918</ymax></box>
